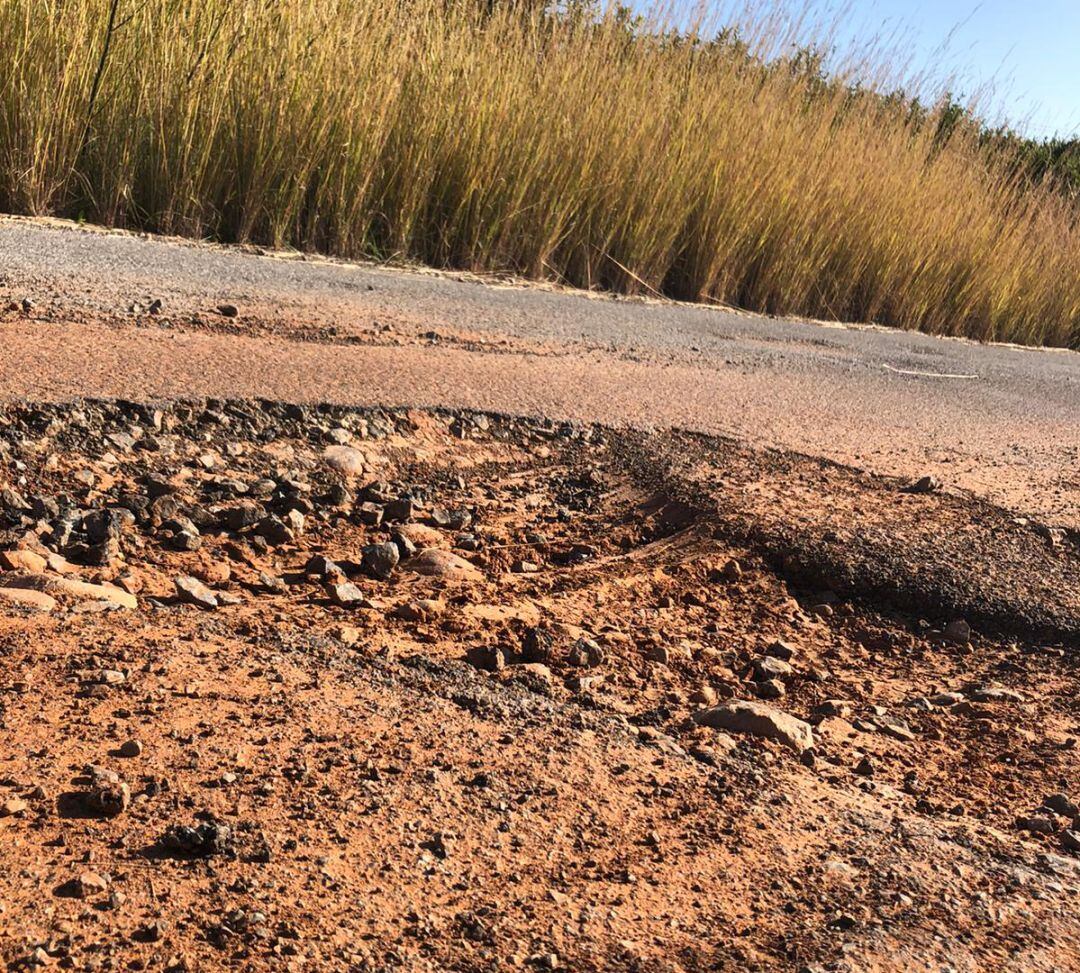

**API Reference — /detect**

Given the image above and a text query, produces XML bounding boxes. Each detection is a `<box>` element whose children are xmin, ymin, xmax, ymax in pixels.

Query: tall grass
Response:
<box><xmin>0</xmin><ymin>0</ymin><xmax>1077</xmax><ymax>347</ymax></box>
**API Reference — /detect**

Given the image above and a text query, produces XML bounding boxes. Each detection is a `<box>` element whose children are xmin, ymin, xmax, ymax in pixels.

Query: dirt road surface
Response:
<box><xmin>1</xmin><ymin>218</ymin><xmax>1079</xmax><ymax>973</ymax></box>
<box><xmin>0</xmin><ymin>216</ymin><xmax>1077</xmax><ymax>528</ymax></box>
<box><xmin>0</xmin><ymin>399</ymin><xmax>1078</xmax><ymax>973</ymax></box>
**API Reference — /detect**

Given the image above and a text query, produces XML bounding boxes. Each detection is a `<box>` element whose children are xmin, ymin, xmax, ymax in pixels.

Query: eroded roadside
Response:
<box><xmin>2</xmin><ymin>215</ymin><xmax>1079</xmax><ymax>531</ymax></box>
<box><xmin>0</xmin><ymin>399</ymin><xmax>1078</xmax><ymax>972</ymax></box>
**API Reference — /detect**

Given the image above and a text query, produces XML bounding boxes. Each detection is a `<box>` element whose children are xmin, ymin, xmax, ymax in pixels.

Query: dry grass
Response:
<box><xmin>1</xmin><ymin>0</ymin><xmax>1077</xmax><ymax>347</ymax></box>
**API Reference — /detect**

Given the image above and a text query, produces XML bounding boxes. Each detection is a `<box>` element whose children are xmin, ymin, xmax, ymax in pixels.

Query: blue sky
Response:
<box><xmin>835</xmin><ymin>1</ymin><xmax>1078</xmax><ymax>138</ymax></box>
<box><xmin>653</xmin><ymin>1</ymin><xmax>1079</xmax><ymax>139</ymax></box>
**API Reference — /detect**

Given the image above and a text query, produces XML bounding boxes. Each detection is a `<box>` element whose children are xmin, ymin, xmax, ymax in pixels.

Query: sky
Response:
<box><xmin>837</xmin><ymin>0</ymin><xmax>1079</xmax><ymax>139</ymax></box>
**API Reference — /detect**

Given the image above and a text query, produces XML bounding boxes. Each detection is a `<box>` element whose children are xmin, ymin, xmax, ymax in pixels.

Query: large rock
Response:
<box><xmin>752</xmin><ymin>656</ymin><xmax>793</xmax><ymax>681</ymax></box>
<box><xmin>52</xmin><ymin>577</ymin><xmax>138</xmax><ymax>609</ymax></box>
<box><xmin>326</xmin><ymin>581</ymin><xmax>365</xmax><ymax>607</ymax></box>
<box><xmin>968</xmin><ymin>686</ymin><xmax>1025</xmax><ymax>704</ymax></box>
<box><xmin>393</xmin><ymin>523</ymin><xmax>447</xmax><ymax>550</ymax></box>
<box><xmin>1</xmin><ymin>574</ymin><xmax>136</xmax><ymax>609</ymax></box>
<box><xmin>323</xmin><ymin>446</ymin><xmax>367</xmax><ymax>477</ymax></box>
<box><xmin>361</xmin><ymin>542</ymin><xmax>400</xmax><ymax>580</ymax></box>
<box><xmin>406</xmin><ymin>549</ymin><xmax>483</xmax><ymax>582</ymax></box>
<box><xmin>0</xmin><ymin>549</ymin><xmax>48</xmax><ymax>573</ymax></box>
<box><xmin>0</xmin><ymin>587</ymin><xmax>56</xmax><ymax>613</ymax></box>
<box><xmin>219</xmin><ymin>502</ymin><xmax>266</xmax><ymax>531</ymax></box>
<box><xmin>692</xmin><ymin>700</ymin><xmax>813</xmax><ymax>753</ymax></box>
<box><xmin>174</xmin><ymin>576</ymin><xmax>219</xmax><ymax>609</ymax></box>
<box><xmin>255</xmin><ymin>515</ymin><xmax>295</xmax><ymax>547</ymax></box>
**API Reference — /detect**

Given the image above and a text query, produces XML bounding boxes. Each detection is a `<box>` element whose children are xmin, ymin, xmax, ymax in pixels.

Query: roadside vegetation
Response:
<box><xmin>1</xmin><ymin>0</ymin><xmax>1078</xmax><ymax>347</ymax></box>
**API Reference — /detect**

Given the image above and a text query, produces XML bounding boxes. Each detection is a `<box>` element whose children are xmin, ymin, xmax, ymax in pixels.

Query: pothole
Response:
<box><xmin>0</xmin><ymin>398</ymin><xmax>1078</xmax><ymax>970</ymax></box>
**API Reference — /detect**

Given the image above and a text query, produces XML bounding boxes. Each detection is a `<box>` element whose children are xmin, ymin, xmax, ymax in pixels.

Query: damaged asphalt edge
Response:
<box><xmin>3</xmin><ymin>395</ymin><xmax>1075</xmax><ymax>648</ymax></box>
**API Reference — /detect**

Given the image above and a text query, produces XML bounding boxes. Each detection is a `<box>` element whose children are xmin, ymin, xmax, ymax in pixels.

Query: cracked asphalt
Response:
<box><xmin>0</xmin><ymin>215</ymin><xmax>1077</xmax><ymax>526</ymax></box>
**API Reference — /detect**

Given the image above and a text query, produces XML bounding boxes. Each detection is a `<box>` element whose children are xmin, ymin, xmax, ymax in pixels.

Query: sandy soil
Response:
<box><xmin>0</xmin><ymin>399</ymin><xmax>1078</xmax><ymax>972</ymax></box>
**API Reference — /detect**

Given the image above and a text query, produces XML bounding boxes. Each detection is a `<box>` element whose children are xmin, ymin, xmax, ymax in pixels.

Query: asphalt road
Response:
<box><xmin>1</xmin><ymin>216</ymin><xmax>1077</xmax><ymax>526</ymax></box>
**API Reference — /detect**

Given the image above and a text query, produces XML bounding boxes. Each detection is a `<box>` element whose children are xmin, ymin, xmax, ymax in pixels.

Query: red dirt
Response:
<box><xmin>0</xmin><ymin>400</ymin><xmax>1077</xmax><ymax>972</ymax></box>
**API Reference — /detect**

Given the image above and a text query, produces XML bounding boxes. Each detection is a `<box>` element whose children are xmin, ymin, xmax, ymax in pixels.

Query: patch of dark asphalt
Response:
<box><xmin>609</xmin><ymin>428</ymin><xmax>1080</xmax><ymax>647</ymax></box>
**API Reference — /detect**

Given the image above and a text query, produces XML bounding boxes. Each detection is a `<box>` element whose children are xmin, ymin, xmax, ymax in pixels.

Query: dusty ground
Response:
<box><xmin>0</xmin><ymin>399</ymin><xmax>1078</xmax><ymax>972</ymax></box>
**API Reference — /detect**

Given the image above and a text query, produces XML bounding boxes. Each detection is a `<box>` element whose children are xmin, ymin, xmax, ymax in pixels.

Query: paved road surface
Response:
<box><xmin>0</xmin><ymin>216</ymin><xmax>1077</xmax><ymax>526</ymax></box>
